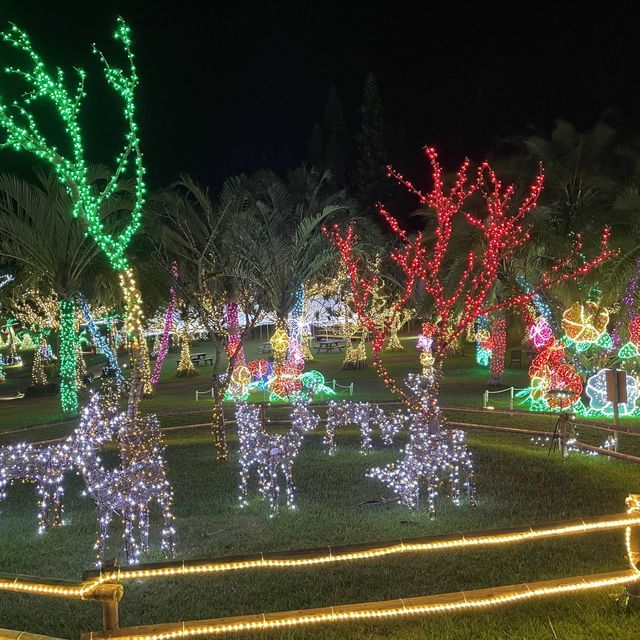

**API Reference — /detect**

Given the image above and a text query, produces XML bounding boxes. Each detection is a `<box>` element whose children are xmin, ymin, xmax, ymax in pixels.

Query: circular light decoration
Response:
<box><xmin>300</xmin><ymin>369</ymin><xmax>324</xmax><ymax>393</ymax></box>
<box><xmin>562</xmin><ymin>301</ymin><xmax>609</xmax><ymax>344</ymax></box>
<box><xmin>270</xmin><ymin>328</ymin><xmax>289</xmax><ymax>362</ymax></box>
<box><xmin>586</xmin><ymin>368</ymin><xmax>640</xmax><ymax>417</ymax></box>
<box><xmin>231</xmin><ymin>364</ymin><xmax>251</xmax><ymax>387</ymax></box>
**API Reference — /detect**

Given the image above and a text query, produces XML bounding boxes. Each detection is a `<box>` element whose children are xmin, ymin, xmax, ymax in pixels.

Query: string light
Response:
<box><xmin>76</xmin><ymin>392</ymin><xmax>175</xmax><ymax>565</ymax></box>
<box><xmin>488</xmin><ymin>316</ymin><xmax>506</xmax><ymax>384</ymax></box>
<box><xmin>324</xmin><ymin>147</ymin><xmax>615</xmax><ymax>414</ymax></box>
<box><xmin>235</xmin><ymin>399</ymin><xmax>320</xmax><ymax>513</ymax></box>
<box><xmin>325</xmin><ymin>402</ymin><xmax>387</xmax><ymax>455</ymax></box>
<box><xmin>474</xmin><ymin>315</ymin><xmax>491</xmax><ymax>367</ymax></box>
<box><xmin>59</xmin><ymin>299</ymin><xmax>78</xmax><ymax>413</ymax></box>
<box><xmin>176</xmin><ymin>319</ymin><xmax>197</xmax><ymax>377</ymax></box>
<box><xmin>77</xmin><ymin>292</ymin><xmax>123</xmax><ymax>386</ymax></box>
<box><xmin>150</xmin><ymin>264</ymin><xmax>177</xmax><ymax>386</ymax></box>
<box><xmin>30</xmin><ymin>344</ymin><xmax>48</xmax><ymax>387</ymax></box>
<box><xmin>225</xmin><ymin>299</ymin><xmax>246</xmax><ymax>368</ymax></box>
<box><xmin>367</xmin><ymin>374</ymin><xmax>476</xmax><ymax>515</ymax></box>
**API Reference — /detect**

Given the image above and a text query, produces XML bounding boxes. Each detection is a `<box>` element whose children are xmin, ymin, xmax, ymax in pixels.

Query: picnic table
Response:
<box><xmin>176</xmin><ymin>353</ymin><xmax>213</xmax><ymax>366</ymax></box>
<box><xmin>315</xmin><ymin>338</ymin><xmax>347</xmax><ymax>354</ymax></box>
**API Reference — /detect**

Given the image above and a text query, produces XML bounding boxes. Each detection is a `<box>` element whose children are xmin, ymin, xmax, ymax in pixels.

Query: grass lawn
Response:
<box><xmin>1</xmin><ymin>337</ymin><xmax>640</xmax><ymax>638</ymax></box>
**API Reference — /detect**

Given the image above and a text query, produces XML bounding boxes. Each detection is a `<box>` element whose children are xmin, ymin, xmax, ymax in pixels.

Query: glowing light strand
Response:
<box><xmin>151</xmin><ymin>261</ymin><xmax>178</xmax><ymax>385</ymax></box>
<box><xmin>77</xmin><ymin>292</ymin><xmax>123</xmax><ymax>386</ymax></box>
<box><xmin>235</xmin><ymin>399</ymin><xmax>320</xmax><ymax>513</ymax></box>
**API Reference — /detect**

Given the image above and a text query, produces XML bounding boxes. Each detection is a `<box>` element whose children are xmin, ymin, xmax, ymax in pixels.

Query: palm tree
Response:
<box><xmin>150</xmin><ymin>173</ymin><xmax>266</xmax><ymax>460</ymax></box>
<box><xmin>234</xmin><ymin>166</ymin><xmax>351</xmax><ymax>364</ymax></box>
<box><xmin>0</xmin><ymin>170</ymin><xmax>111</xmax><ymax>413</ymax></box>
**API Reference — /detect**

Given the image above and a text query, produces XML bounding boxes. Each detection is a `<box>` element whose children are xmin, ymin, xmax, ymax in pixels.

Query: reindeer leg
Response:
<box><xmin>160</xmin><ymin>495</ymin><xmax>175</xmax><ymax>557</ymax></box>
<box><xmin>285</xmin><ymin>462</ymin><xmax>296</xmax><ymax>510</ymax></box>
<box><xmin>96</xmin><ymin>509</ymin><xmax>111</xmax><ymax>567</ymax></box>
<box><xmin>123</xmin><ymin>507</ymin><xmax>140</xmax><ymax>565</ymax></box>
<box><xmin>139</xmin><ymin>505</ymin><xmax>150</xmax><ymax>554</ymax></box>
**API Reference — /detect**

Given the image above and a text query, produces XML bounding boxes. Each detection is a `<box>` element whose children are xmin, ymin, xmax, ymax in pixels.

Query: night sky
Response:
<box><xmin>0</xmin><ymin>1</ymin><xmax>637</xmax><ymax>188</ymax></box>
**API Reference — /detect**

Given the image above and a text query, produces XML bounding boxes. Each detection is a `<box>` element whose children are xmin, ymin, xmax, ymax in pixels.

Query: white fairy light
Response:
<box><xmin>235</xmin><ymin>399</ymin><xmax>319</xmax><ymax>514</ymax></box>
<box><xmin>367</xmin><ymin>374</ymin><xmax>476</xmax><ymax>516</ymax></box>
<box><xmin>0</xmin><ymin>383</ymin><xmax>175</xmax><ymax>566</ymax></box>
<box><xmin>325</xmin><ymin>401</ymin><xmax>396</xmax><ymax>455</ymax></box>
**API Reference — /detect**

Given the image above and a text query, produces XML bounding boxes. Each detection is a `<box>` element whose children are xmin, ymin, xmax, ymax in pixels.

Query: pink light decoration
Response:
<box><xmin>151</xmin><ymin>262</ymin><xmax>178</xmax><ymax>385</ymax></box>
<box><xmin>529</xmin><ymin>317</ymin><xmax>554</xmax><ymax>350</ymax></box>
<box><xmin>225</xmin><ymin>301</ymin><xmax>245</xmax><ymax>367</ymax></box>
<box><xmin>416</xmin><ymin>334</ymin><xmax>433</xmax><ymax>352</ymax></box>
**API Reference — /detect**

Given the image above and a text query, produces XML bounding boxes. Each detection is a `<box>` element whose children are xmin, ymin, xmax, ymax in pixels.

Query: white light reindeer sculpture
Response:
<box><xmin>236</xmin><ymin>399</ymin><xmax>319</xmax><ymax>513</ymax></box>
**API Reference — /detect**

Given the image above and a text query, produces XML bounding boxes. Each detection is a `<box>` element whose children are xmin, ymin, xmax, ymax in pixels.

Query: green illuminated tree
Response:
<box><xmin>0</xmin><ymin>18</ymin><xmax>150</xmax><ymax>413</ymax></box>
<box><xmin>0</xmin><ymin>171</ymin><xmax>110</xmax><ymax>411</ymax></box>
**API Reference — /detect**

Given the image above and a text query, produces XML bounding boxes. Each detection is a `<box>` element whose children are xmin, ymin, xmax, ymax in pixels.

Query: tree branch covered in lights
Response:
<box><xmin>0</xmin><ymin>18</ymin><xmax>151</xmax><ymax>411</ymax></box>
<box><xmin>324</xmin><ymin>147</ymin><xmax>616</xmax><ymax>406</ymax></box>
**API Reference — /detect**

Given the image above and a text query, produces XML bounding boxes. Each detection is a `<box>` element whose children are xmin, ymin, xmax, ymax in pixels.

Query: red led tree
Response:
<box><xmin>324</xmin><ymin>147</ymin><xmax>616</xmax><ymax>412</ymax></box>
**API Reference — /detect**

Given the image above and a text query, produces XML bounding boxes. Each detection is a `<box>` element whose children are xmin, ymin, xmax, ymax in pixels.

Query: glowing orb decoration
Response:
<box><xmin>586</xmin><ymin>368</ymin><xmax>639</xmax><ymax>417</ymax></box>
<box><xmin>529</xmin><ymin>317</ymin><xmax>553</xmax><ymax>350</ymax></box>
<box><xmin>562</xmin><ymin>301</ymin><xmax>609</xmax><ymax>344</ymax></box>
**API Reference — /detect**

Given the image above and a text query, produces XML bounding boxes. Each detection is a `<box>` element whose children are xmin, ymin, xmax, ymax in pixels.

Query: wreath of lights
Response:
<box><xmin>235</xmin><ymin>399</ymin><xmax>320</xmax><ymax>514</ymax></box>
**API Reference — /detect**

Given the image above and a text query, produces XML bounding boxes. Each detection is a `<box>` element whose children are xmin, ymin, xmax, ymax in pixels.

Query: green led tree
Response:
<box><xmin>0</xmin><ymin>18</ymin><xmax>150</xmax><ymax>412</ymax></box>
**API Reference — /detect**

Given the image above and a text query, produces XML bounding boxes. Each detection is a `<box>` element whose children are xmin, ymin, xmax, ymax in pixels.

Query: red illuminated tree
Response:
<box><xmin>324</xmin><ymin>147</ymin><xmax>616</xmax><ymax>411</ymax></box>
